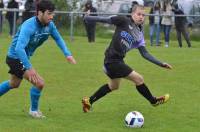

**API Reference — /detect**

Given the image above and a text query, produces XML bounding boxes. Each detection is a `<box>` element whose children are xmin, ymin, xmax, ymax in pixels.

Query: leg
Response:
<box><xmin>149</xmin><ymin>24</ymin><xmax>154</xmax><ymax>46</ymax></box>
<box><xmin>90</xmin><ymin>78</ymin><xmax>121</xmax><ymax>104</ymax></box>
<box><xmin>90</xmin><ymin>24</ymin><xmax>96</xmax><ymax>42</ymax></box>
<box><xmin>0</xmin><ymin>14</ymin><xmax>2</xmax><ymax>33</ymax></box>
<box><xmin>163</xmin><ymin>25</ymin><xmax>168</xmax><ymax>47</ymax></box>
<box><xmin>0</xmin><ymin>81</ymin><xmax>11</xmax><ymax>96</ymax></box>
<box><xmin>176</xmin><ymin>29</ymin><xmax>182</xmax><ymax>47</ymax></box>
<box><xmin>163</xmin><ymin>25</ymin><xmax>166</xmax><ymax>41</ymax></box>
<box><xmin>23</xmin><ymin>71</ymin><xmax>45</xmax><ymax>118</ymax></box>
<box><xmin>0</xmin><ymin>75</ymin><xmax>22</xmax><ymax>96</ymax></box>
<box><xmin>87</xmin><ymin>25</ymin><xmax>93</xmax><ymax>43</ymax></box>
<box><xmin>8</xmin><ymin>19</ymin><xmax>13</xmax><ymax>36</ymax></box>
<box><xmin>10</xmin><ymin>75</ymin><xmax>22</xmax><ymax>88</ymax></box>
<box><xmin>155</xmin><ymin>24</ymin><xmax>160</xmax><ymax>46</ymax></box>
<box><xmin>182</xmin><ymin>25</ymin><xmax>191</xmax><ymax>47</ymax></box>
<box><xmin>0</xmin><ymin>56</ymin><xmax>24</xmax><ymax>96</ymax></box>
<box><xmin>82</xmin><ymin>78</ymin><xmax>121</xmax><ymax>112</ymax></box>
<box><xmin>84</xmin><ymin>23</ymin><xmax>90</xmax><ymax>42</ymax></box>
<box><xmin>126</xmin><ymin>71</ymin><xmax>169</xmax><ymax>106</ymax></box>
<box><xmin>165</xmin><ymin>25</ymin><xmax>172</xmax><ymax>47</ymax></box>
<box><xmin>125</xmin><ymin>71</ymin><xmax>156</xmax><ymax>104</ymax></box>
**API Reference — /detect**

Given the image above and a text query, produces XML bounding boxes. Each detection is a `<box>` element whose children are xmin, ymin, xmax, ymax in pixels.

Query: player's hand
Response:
<box><xmin>66</xmin><ymin>56</ymin><xmax>76</xmax><ymax>64</ymax></box>
<box><xmin>24</xmin><ymin>68</ymin><xmax>40</xmax><ymax>84</ymax></box>
<box><xmin>162</xmin><ymin>62</ymin><xmax>172</xmax><ymax>69</ymax></box>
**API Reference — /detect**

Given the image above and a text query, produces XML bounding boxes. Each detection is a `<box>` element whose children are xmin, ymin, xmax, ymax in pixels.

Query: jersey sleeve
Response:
<box><xmin>110</xmin><ymin>16</ymin><xmax>128</xmax><ymax>26</ymax></box>
<box><xmin>49</xmin><ymin>22</ymin><xmax>72</xmax><ymax>57</ymax></box>
<box><xmin>138</xmin><ymin>46</ymin><xmax>163</xmax><ymax>66</ymax></box>
<box><xmin>15</xmin><ymin>23</ymin><xmax>33</xmax><ymax>70</ymax></box>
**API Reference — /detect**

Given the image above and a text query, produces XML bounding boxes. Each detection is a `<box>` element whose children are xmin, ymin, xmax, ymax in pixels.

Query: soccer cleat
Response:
<box><xmin>82</xmin><ymin>97</ymin><xmax>91</xmax><ymax>113</ymax></box>
<box><xmin>152</xmin><ymin>94</ymin><xmax>170</xmax><ymax>107</ymax></box>
<box><xmin>29</xmin><ymin>110</ymin><xmax>46</xmax><ymax>119</ymax></box>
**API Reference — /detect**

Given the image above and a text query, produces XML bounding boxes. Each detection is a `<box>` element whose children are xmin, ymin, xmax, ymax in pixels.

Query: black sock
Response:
<box><xmin>89</xmin><ymin>84</ymin><xmax>111</xmax><ymax>105</ymax></box>
<box><xmin>136</xmin><ymin>83</ymin><xmax>156</xmax><ymax>104</ymax></box>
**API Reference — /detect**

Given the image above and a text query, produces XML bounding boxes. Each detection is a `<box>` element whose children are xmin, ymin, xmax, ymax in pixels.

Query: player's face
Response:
<box><xmin>131</xmin><ymin>7</ymin><xmax>145</xmax><ymax>25</ymax></box>
<box><xmin>39</xmin><ymin>10</ymin><xmax>55</xmax><ymax>25</ymax></box>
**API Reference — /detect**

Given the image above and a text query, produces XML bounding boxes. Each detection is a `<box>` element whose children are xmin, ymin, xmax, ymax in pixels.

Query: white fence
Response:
<box><xmin>0</xmin><ymin>8</ymin><xmax>200</xmax><ymax>41</ymax></box>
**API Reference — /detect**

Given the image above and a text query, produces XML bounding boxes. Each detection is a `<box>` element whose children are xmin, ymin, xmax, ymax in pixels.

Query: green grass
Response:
<box><xmin>0</xmin><ymin>35</ymin><xmax>200</xmax><ymax>132</ymax></box>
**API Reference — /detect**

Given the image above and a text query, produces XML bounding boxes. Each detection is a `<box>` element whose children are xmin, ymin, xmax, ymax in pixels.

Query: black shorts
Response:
<box><xmin>6</xmin><ymin>56</ymin><xmax>26</xmax><ymax>79</ymax></box>
<box><xmin>103</xmin><ymin>62</ymin><xmax>133</xmax><ymax>79</ymax></box>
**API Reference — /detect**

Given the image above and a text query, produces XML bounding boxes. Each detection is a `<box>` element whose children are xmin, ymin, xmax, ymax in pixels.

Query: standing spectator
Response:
<box><xmin>83</xmin><ymin>0</ymin><xmax>97</xmax><ymax>43</ymax></box>
<box><xmin>172</xmin><ymin>4</ymin><xmax>191</xmax><ymax>48</ymax></box>
<box><xmin>149</xmin><ymin>2</ymin><xmax>161</xmax><ymax>46</ymax></box>
<box><xmin>6</xmin><ymin>0</ymin><xmax>19</xmax><ymax>36</ymax></box>
<box><xmin>161</xmin><ymin>1</ymin><xmax>173</xmax><ymax>47</ymax></box>
<box><xmin>0</xmin><ymin>0</ymin><xmax>4</xmax><ymax>34</ymax></box>
<box><xmin>22</xmin><ymin>0</ymin><xmax>36</xmax><ymax>22</ymax></box>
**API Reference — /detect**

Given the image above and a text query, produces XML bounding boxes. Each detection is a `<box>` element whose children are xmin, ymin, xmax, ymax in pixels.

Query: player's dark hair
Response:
<box><xmin>132</xmin><ymin>1</ymin><xmax>138</xmax><ymax>7</ymax></box>
<box><xmin>37</xmin><ymin>0</ymin><xmax>55</xmax><ymax>13</ymax></box>
<box><xmin>132</xmin><ymin>4</ymin><xmax>144</xmax><ymax>13</ymax></box>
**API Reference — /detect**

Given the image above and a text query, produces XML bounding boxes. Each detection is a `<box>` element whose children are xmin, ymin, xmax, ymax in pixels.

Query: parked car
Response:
<box><xmin>106</xmin><ymin>2</ymin><xmax>131</xmax><ymax>14</ymax></box>
<box><xmin>144</xmin><ymin>0</ymin><xmax>155</xmax><ymax>7</ymax></box>
<box><xmin>175</xmin><ymin>0</ymin><xmax>200</xmax><ymax>27</ymax></box>
<box><xmin>100</xmin><ymin>0</ymin><xmax>144</xmax><ymax>15</ymax></box>
<box><xmin>189</xmin><ymin>2</ymin><xmax>200</xmax><ymax>27</ymax></box>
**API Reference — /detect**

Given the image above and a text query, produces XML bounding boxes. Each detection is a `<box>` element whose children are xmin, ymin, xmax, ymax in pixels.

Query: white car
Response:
<box><xmin>175</xmin><ymin>0</ymin><xmax>200</xmax><ymax>27</ymax></box>
<box><xmin>100</xmin><ymin>0</ymin><xmax>144</xmax><ymax>15</ymax></box>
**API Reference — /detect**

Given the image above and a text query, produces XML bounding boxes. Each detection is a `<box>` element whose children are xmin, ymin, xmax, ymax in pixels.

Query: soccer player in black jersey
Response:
<box><xmin>82</xmin><ymin>5</ymin><xmax>172</xmax><ymax>113</ymax></box>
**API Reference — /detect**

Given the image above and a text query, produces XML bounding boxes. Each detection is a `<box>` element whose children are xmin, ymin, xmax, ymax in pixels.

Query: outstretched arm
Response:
<box><xmin>84</xmin><ymin>16</ymin><xmax>112</xmax><ymax>24</ymax></box>
<box><xmin>50</xmin><ymin>22</ymin><xmax>76</xmax><ymax>64</ymax></box>
<box><xmin>138</xmin><ymin>46</ymin><xmax>172</xmax><ymax>69</ymax></box>
<box><xmin>84</xmin><ymin>15</ymin><xmax>128</xmax><ymax>26</ymax></box>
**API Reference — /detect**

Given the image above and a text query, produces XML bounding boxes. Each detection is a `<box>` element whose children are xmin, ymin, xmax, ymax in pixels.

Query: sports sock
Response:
<box><xmin>89</xmin><ymin>84</ymin><xmax>111</xmax><ymax>105</ymax></box>
<box><xmin>0</xmin><ymin>81</ymin><xmax>12</xmax><ymax>96</ymax></box>
<box><xmin>136</xmin><ymin>83</ymin><xmax>156</xmax><ymax>104</ymax></box>
<box><xmin>30</xmin><ymin>86</ymin><xmax>41</xmax><ymax>111</ymax></box>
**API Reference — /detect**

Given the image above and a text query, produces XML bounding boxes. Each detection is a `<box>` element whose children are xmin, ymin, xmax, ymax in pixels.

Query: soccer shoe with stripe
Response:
<box><xmin>82</xmin><ymin>97</ymin><xmax>91</xmax><ymax>113</ymax></box>
<box><xmin>29</xmin><ymin>110</ymin><xmax>46</xmax><ymax>118</ymax></box>
<box><xmin>152</xmin><ymin>94</ymin><xmax>170</xmax><ymax>107</ymax></box>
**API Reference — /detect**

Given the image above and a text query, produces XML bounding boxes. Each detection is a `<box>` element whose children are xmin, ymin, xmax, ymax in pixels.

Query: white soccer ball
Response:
<box><xmin>125</xmin><ymin>111</ymin><xmax>144</xmax><ymax>128</ymax></box>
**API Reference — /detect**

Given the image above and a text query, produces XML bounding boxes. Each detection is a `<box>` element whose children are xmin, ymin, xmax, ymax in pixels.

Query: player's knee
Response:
<box><xmin>109</xmin><ymin>83</ymin><xmax>119</xmax><ymax>90</ymax></box>
<box><xmin>36</xmin><ymin>80</ymin><xmax>45</xmax><ymax>89</ymax></box>
<box><xmin>135</xmin><ymin>74</ymin><xmax>144</xmax><ymax>85</ymax></box>
<box><xmin>10</xmin><ymin>82</ymin><xmax>20</xmax><ymax>89</ymax></box>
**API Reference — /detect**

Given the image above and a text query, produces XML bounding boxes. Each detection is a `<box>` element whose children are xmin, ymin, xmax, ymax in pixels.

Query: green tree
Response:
<box><xmin>52</xmin><ymin>0</ymin><xmax>80</xmax><ymax>28</ymax></box>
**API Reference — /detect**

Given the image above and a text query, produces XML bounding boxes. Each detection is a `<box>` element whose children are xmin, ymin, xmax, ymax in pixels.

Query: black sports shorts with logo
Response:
<box><xmin>6</xmin><ymin>56</ymin><xmax>26</xmax><ymax>79</ymax></box>
<box><xmin>103</xmin><ymin>61</ymin><xmax>132</xmax><ymax>79</ymax></box>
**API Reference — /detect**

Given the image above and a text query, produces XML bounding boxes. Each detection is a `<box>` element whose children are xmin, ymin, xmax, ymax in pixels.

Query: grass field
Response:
<box><xmin>0</xmin><ymin>35</ymin><xmax>200</xmax><ymax>132</ymax></box>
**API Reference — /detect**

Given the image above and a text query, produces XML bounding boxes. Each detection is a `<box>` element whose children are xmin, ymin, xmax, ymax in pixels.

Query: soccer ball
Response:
<box><xmin>125</xmin><ymin>111</ymin><xmax>144</xmax><ymax>128</ymax></box>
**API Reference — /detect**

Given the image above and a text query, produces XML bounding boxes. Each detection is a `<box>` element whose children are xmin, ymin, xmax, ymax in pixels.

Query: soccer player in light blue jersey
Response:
<box><xmin>0</xmin><ymin>0</ymin><xmax>76</xmax><ymax>118</ymax></box>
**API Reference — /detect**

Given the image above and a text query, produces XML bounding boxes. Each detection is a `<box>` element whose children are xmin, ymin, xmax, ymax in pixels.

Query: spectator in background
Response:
<box><xmin>161</xmin><ymin>1</ymin><xmax>173</xmax><ymax>47</ymax></box>
<box><xmin>83</xmin><ymin>0</ymin><xmax>97</xmax><ymax>43</ymax></box>
<box><xmin>172</xmin><ymin>4</ymin><xmax>191</xmax><ymax>48</ymax></box>
<box><xmin>6</xmin><ymin>0</ymin><xmax>19</xmax><ymax>36</ymax></box>
<box><xmin>0</xmin><ymin>0</ymin><xmax>4</xmax><ymax>34</ymax></box>
<box><xmin>149</xmin><ymin>2</ymin><xmax>161</xmax><ymax>46</ymax></box>
<box><xmin>22</xmin><ymin>0</ymin><xmax>36</xmax><ymax>22</ymax></box>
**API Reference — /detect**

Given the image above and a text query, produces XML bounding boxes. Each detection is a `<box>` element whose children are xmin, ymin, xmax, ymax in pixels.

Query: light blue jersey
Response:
<box><xmin>7</xmin><ymin>16</ymin><xmax>72</xmax><ymax>70</ymax></box>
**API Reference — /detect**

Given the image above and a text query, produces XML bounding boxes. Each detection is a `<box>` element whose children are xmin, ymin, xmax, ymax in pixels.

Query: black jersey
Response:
<box><xmin>104</xmin><ymin>16</ymin><xmax>145</xmax><ymax>64</ymax></box>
